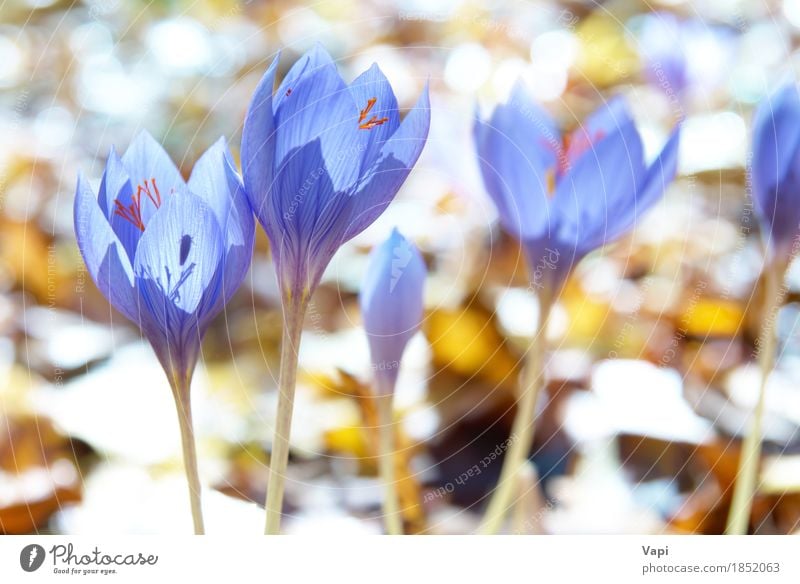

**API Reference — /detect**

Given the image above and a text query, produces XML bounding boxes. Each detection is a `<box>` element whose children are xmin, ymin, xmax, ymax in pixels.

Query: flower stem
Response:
<box><xmin>512</xmin><ymin>460</ymin><xmax>538</xmax><ymax>535</ymax></box>
<box><xmin>726</xmin><ymin>267</ymin><xmax>782</xmax><ymax>535</ymax></box>
<box><xmin>171</xmin><ymin>374</ymin><xmax>205</xmax><ymax>535</ymax></box>
<box><xmin>479</xmin><ymin>297</ymin><xmax>552</xmax><ymax>534</ymax></box>
<box><xmin>264</xmin><ymin>298</ymin><xmax>306</xmax><ymax>535</ymax></box>
<box><xmin>376</xmin><ymin>392</ymin><xmax>402</xmax><ymax>535</ymax></box>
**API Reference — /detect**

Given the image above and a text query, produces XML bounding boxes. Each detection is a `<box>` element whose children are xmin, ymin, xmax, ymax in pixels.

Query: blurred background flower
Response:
<box><xmin>1</xmin><ymin>0</ymin><xmax>799</xmax><ymax>535</ymax></box>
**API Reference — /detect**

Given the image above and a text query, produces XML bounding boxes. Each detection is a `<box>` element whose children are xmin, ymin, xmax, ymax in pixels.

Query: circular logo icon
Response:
<box><xmin>20</xmin><ymin>544</ymin><xmax>46</xmax><ymax>572</ymax></box>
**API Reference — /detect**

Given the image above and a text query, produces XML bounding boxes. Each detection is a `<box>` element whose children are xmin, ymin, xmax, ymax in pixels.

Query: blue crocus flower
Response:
<box><xmin>474</xmin><ymin>81</ymin><xmax>681</xmax><ymax>299</ymax></box>
<box><xmin>751</xmin><ymin>83</ymin><xmax>800</xmax><ymax>267</ymax></box>
<box><xmin>241</xmin><ymin>45</ymin><xmax>430</xmax><ymax>534</ymax></box>
<box><xmin>360</xmin><ymin>228</ymin><xmax>426</xmax><ymax>395</ymax></box>
<box><xmin>73</xmin><ymin>130</ymin><xmax>254</xmax><ymax>534</ymax></box>
<box><xmin>241</xmin><ymin>45</ymin><xmax>430</xmax><ymax>309</ymax></box>
<box><xmin>74</xmin><ymin>131</ymin><xmax>255</xmax><ymax>381</ymax></box>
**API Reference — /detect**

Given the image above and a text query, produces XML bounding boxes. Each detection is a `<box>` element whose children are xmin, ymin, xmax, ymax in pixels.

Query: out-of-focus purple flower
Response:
<box><xmin>74</xmin><ymin>131</ymin><xmax>254</xmax><ymax>380</ymax></box>
<box><xmin>241</xmin><ymin>45</ymin><xmax>431</xmax><ymax>310</ymax></box>
<box><xmin>360</xmin><ymin>228</ymin><xmax>426</xmax><ymax>395</ymax></box>
<box><xmin>474</xmin><ymin>81</ymin><xmax>681</xmax><ymax>297</ymax></box>
<box><xmin>636</xmin><ymin>12</ymin><xmax>735</xmax><ymax>103</ymax></box>
<box><xmin>637</xmin><ymin>12</ymin><xmax>688</xmax><ymax>97</ymax></box>
<box><xmin>752</xmin><ymin>82</ymin><xmax>800</xmax><ymax>266</ymax></box>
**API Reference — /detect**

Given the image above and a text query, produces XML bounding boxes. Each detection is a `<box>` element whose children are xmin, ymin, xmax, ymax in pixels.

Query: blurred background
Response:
<box><xmin>1</xmin><ymin>0</ymin><xmax>800</xmax><ymax>535</ymax></box>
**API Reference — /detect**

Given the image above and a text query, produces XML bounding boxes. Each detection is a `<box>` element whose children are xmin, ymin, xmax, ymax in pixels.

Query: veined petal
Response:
<box><xmin>273</xmin><ymin>48</ymin><xmax>365</xmax><ymax>192</ymax></box>
<box><xmin>275</xmin><ymin>44</ymin><xmax>334</xmax><ymax>110</ymax></box>
<box><xmin>121</xmin><ymin>130</ymin><xmax>186</xmax><ymax>209</ymax></box>
<box><xmin>343</xmin><ymin>86</ymin><xmax>431</xmax><ymax>242</ymax></box>
<box><xmin>133</xmin><ymin>190</ymin><xmax>225</xmax><ymax>322</ymax></box>
<box><xmin>99</xmin><ymin>148</ymin><xmax>142</xmax><ymax>263</ymax></box>
<box><xmin>242</xmin><ymin>53</ymin><xmax>280</xmax><ymax>228</ymax></box>
<box><xmin>73</xmin><ymin>173</ymin><xmax>139</xmax><ymax>323</ymax></box>
<box><xmin>187</xmin><ymin>137</ymin><xmax>255</xmax><ymax>301</ymax></box>
<box><xmin>360</xmin><ymin>228</ymin><xmax>426</xmax><ymax>394</ymax></box>
<box><xmin>98</xmin><ymin>147</ymin><xmax>131</xmax><ymax>218</ymax></box>
<box><xmin>554</xmin><ymin>121</ymin><xmax>646</xmax><ymax>256</ymax></box>
<box><xmin>348</xmin><ymin>63</ymin><xmax>401</xmax><ymax>171</ymax></box>
<box><xmin>268</xmin><ymin>139</ymin><xmax>344</xmax><ymax>296</ymax></box>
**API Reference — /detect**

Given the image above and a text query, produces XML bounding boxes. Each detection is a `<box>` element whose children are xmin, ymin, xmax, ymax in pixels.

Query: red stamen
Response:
<box><xmin>113</xmin><ymin>178</ymin><xmax>164</xmax><ymax>232</ymax></box>
<box><xmin>357</xmin><ymin>97</ymin><xmax>389</xmax><ymax>130</ymax></box>
<box><xmin>359</xmin><ymin>98</ymin><xmax>376</xmax><ymax>123</ymax></box>
<box><xmin>285</xmin><ymin>88</ymin><xmax>292</xmax><ymax>96</ymax></box>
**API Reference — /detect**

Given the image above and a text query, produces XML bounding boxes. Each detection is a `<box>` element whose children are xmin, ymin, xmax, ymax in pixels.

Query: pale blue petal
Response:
<box><xmin>360</xmin><ymin>228</ymin><xmax>426</xmax><ymax>394</ymax></box>
<box><xmin>752</xmin><ymin>83</ymin><xmax>800</xmax><ymax>255</ymax></box>
<box><xmin>242</xmin><ymin>54</ymin><xmax>280</xmax><ymax>228</ymax></box>
<box><xmin>273</xmin><ymin>49</ymin><xmax>365</xmax><ymax>192</ymax></box>
<box><xmin>348</xmin><ymin>63</ymin><xmax>401</xmax><ymax>171</ymax></box>
<box><xmin>134</xmin><ymin>190</ymin><xmax>225</xmax><ymax>324</ymax></box>
<box><xmin>475</xmin><ymin>104</ymin><xmax>553</xmax><ymax>241</ymax></box>
<box><xmin>73</xmin><ymin>173</ymin><xmax>139</xmax><ymax>323</ymax></box>
<box><xmin>554</xmin><ymin>121</ymin><xmax>645</xmax><ymax>256</ymax></box>
<box><xmin>187</xmin><ymin>137</ymin><xmax>255</xmax><ymax>301</ymax></box>
<box><xmin>343</xmin><ymin>86</ymin><xmax>431</xmax><ymax>242</ymax></box>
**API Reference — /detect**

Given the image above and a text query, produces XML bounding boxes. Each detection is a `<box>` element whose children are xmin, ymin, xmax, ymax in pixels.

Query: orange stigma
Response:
<box><xmin>113</xmin><ymin>178</ymin><xmax>163</xmax><ymax>231</ymax></box>
<box><xmin>358</xmin><ymin>97</ymin><xmax>389</xmax><ymax>130</ymax></box>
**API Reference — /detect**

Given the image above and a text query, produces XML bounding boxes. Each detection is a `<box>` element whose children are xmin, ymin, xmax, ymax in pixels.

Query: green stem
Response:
<box><xmin>264</xmin><ymin>299</ymin><xmax>306</xmax><ymax>535</ymax></box>
<box><xmin>480</xmin><ymin>298</ymin><xmax>552</xmax><ymax>534</ymax></box>
<box><xmin>171</xmin><ymin>374</ymin><xmax>205</xmax><ymax>535</ymax></box>
<box><xmin>726</xmin><ymin>267</ymin><xmax>781</xmax><ymax>535</ymax></box>
<box><xmin>377</xmin><ymin>392</ymin><xmax>402</xmax><ymax>535</ymax></box>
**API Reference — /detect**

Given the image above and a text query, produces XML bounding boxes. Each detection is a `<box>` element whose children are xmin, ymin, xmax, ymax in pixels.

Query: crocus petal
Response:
<box><xmin>73</xmin><ymin>173</ymin><xmax>139</xmax><ymax>323</ymax></box>
<box><xmin>134</xmin><ymin>190</ymin><xmax>225</xmax><ymax>316</ymax></box>
<box><xmin>242</xmin><ymin>53</ymin><xmax>280</xmax><ymax>228</ymax></box>
<box><xmin>343</xmin><ymin>86</ymin><xmax>431</xmax><ymax>242</ymax></box>
<box><xmin>475</xmin><ymin>94</ymin><xmax>553</xmax><ymax>241</ymax></box>
<box><xmin>273</xmin><ymin>46</ymin><xmax>364</xmax><ymax>192</ymax></box>
<box><xmin>133</xmin><ymin>190</ymin><xmax>225</xmax><ymax>376</ymax></box>
<box><xmin>97</xmin><ymin>146</ymin><xmax>131</xmax><ymax>218</ymax></box>
<box><xmin>752</xmin><ymin>83</ymin><xmax>800</xmax><ymax>257</ymax></box>
<box><xmin>360</xmin><ymin>228</ymin><xmax>426</xmax><ymax>394</ymax></box>
<box><xmin>566</xmin><ymin>95</ymin><xmax>634</xmax><ymax>167</ymax></box>
<box><xmin>274</xmin><ymin>43</ymin><xmax>333</xmax><ymax>110</ymax></box>
<box><xmin>98</xmin><ymin>148</ymin><xmax>142</xmax><ymax>263</ymax></box>
<box><xmin>268</xmin><ymin>139</ymin><xmax>345</xmax><ymax>295</ymax></box>
<box><xmin>111</xmin><ymin>131</ymin><xmax>188</xmax><ymax>263</ymax></box>
<box><xmin>187</xmin><ymin>137</ymin><xmax>255</xmax><ymax>301</ymax></box>
<box><xmin>503</xmin><ymin>79</ymin><xmax>561</xmax><ymax>168</ymax></box>
<box><xmin>121</xmin><ymin>130</ymin><xmax>186</xmax><ymax>207</ymax></box>
<box><xmin>604</xmin><ymin>126</ymin><xmax>681</xmax><ymax>244</ymax></box>
<box><xmin>348</xmin><ymin>63</ymin><xmax>401</xmax><ymax>170</ymax></box>
<box><xmin>554</xmin><ymin>121</ymin><xmax>646</xmax><ymax>257</ymax></box>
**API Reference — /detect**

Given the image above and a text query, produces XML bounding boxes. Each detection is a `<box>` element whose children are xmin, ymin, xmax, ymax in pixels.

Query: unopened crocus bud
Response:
<box><xmin>360</xmin><ymin>228</ymin><xmax>426</xmax><ymax>395</ymax></box>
